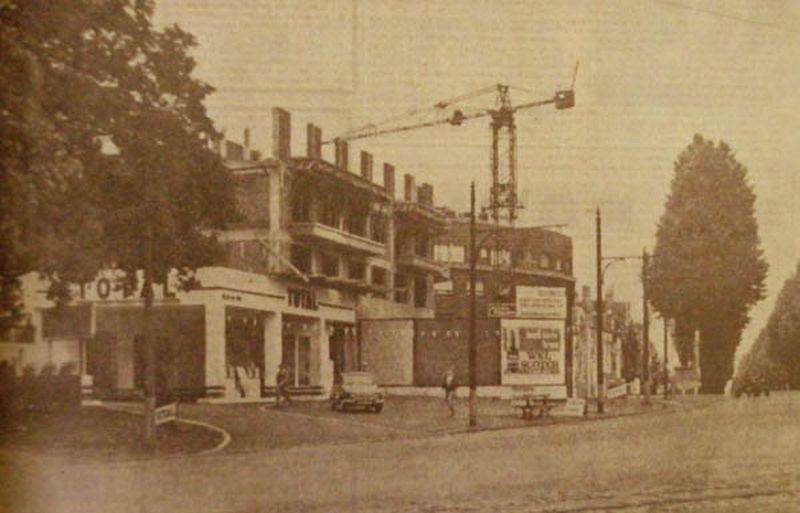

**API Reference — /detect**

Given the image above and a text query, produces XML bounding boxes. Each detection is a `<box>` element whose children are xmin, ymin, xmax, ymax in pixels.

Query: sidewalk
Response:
<box><xmin>178</xmin><ymin>394</ymin><xmax>681</xmax><ymax>453</ymax></box>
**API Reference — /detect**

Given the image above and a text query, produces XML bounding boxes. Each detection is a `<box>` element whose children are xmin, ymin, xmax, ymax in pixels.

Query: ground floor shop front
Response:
<box><xmin>7</xmin><ymin>267</ymin><xmax>361</xmax><ymax>402</ymax></box>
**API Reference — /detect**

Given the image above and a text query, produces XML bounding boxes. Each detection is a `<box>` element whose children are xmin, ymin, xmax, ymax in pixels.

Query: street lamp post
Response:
<box><xmin>468</xmin><ymin>182</ymin><xmax>478</xmax><ymax>428</ymax></box>
<box><xmin>642</xmin><ymin>248</ymin><xmax>651</xmax><ymax>406</ymax></box>
<box><xmin>595</xmin><ymin>209</ymin><xmax>604</xmax><ymax>414</ymax></box>
<box><xmin>663</xmin><ymin>317</ymin><xmax>670</xmax><ymax>399</ymax></box>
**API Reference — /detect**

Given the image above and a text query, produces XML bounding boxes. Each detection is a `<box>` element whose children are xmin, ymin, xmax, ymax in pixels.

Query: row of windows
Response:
<box><xmin>434</xmin><ymin>279</ymin><xmax>516</xmax><ymax>297</ymax></box>
<box><xmin>433</xmin><ymin>244</ymin><xmax>570</xmax><ymax>273</ymax></box>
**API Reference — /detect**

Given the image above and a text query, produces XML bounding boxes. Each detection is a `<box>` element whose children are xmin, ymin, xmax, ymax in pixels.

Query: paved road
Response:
<box><xmin>2</xmin><ymin>393</ymin><xmax>799</xmax><ymax>513</ymax></box>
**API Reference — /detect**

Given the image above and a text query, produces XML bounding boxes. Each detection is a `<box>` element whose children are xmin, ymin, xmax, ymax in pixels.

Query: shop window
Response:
<box><xmin>434</xmin><ymin>280</ymin><xmax>453</xmax><ymax>295</ymax></box>
<box><xmin>290</xmin><ymin>245</ymin><xmax>312</xmax><ymax>274</ymax></box>
<box><xmin>321</xmin><ymin>253</ymin><xmax>339</xmax><ymax>277</ymax></box>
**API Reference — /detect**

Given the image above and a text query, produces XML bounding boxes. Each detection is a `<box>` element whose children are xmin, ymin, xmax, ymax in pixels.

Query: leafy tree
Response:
<box><xmin>1</xmin><ymin>0</ymin><xmax>235</xmax><ymax>329</ymax></box>
<box><xmin>764</xmin><ymin>263</ymin><xmax>800</xmax><ymax>387</ymax></box>
<box><xmin>648</xmin><ymin>135</ymin><xmax>767</xmax><ymax>393</ymax></box>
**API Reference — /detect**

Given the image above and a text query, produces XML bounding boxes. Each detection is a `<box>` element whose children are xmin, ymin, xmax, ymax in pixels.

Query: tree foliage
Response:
<box><xmin>759</xmin><ymin>263</ymin><xmax>800</xmax><ymax>387</ymax></box>
<box><xmin>648</xmin><ymin>134</ymin><xmax>767</xmax><ymax>392</ymax></box>
<box><xmin>1</xmin><ymin>0</ymin><xmax>235</xmax><ymax>328</ymax></box>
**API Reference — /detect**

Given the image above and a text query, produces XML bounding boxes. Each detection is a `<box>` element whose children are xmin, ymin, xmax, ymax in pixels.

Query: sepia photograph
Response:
<box><xmin>1</xmin><ymin>1</ymin><xmax>799</xmax><ymax>511</ymax></box>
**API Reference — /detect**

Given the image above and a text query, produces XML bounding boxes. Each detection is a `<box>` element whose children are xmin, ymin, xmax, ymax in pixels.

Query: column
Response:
<box><xmin>263</xmin><ymin>311</ymin><xmax>282</xmax><ymax>389</ymax></box>
<box><xmin>205</xmin><ymin>303</ymin><xmax>227</xmax><ymax>395</ymax></box>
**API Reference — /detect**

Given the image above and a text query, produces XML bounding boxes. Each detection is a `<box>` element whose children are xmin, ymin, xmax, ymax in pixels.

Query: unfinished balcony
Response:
<box><xmin>288</xmin><ymin>222</ymin><xmax>386</xmax><ymax>256</ymax></box>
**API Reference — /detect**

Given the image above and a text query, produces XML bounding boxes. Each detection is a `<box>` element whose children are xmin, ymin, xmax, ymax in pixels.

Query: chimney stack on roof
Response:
<box><xmin>334</xmin><ymin>138</ymin><xmax>349</xmax><ymax>171</ymax></box>
<box><xmin>360</xmin><ymin>151</ymin><xmax>373</xmax><ymax>182</ymax></box>
<box><xmin>383</xmin><ymin>163</ymin><xmax>395</xmax><ymax>198</ymax></box>
<box><xmin>272</xmin><ymin>107</ymin><xmax>291</xmax><ymax>160</ymax></box>
<box><xmin>418</xmin><ymin>183</ymin><xmax>433</xmax><ymax>207</ymax></box>
<box><xmin>404</xmin><ymin>173</ymin><xmax>417</xmax><ymax>202</ymax></box>
<box><xmin>243</xmin><ymin>128</ymin><xmax>251</xmax><ymax>160</ymax></box>
<box><xmin>306</xmin><ymin>123</ymin><xmax>322</xmax><ymax>159</ymax></box>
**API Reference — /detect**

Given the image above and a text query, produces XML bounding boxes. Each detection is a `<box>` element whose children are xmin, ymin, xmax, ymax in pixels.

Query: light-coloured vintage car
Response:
<box><xmin>330</xmin><ymin>371</ymin><xmax>384</xmax><ymax>413</ymax></box>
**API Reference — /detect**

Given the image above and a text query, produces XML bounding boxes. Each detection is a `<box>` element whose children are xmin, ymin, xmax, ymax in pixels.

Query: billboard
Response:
<box><xmin>501</xmin><ymin>318</ymin><xmax>565</xmax><ymax>385</ymax></box>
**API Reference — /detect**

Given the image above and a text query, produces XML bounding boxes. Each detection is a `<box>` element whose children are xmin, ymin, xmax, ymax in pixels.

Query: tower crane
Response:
<box><xmin>324</xmin><ymin>64</ymin><xmax>578</xmax><ymax>226</ymax></box>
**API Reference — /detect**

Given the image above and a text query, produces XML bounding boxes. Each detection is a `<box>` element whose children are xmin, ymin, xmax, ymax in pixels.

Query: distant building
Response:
<box><xmin>432</xmin><ymin>215</ymin><xmax>575</xmax><ymax>319</ymax></box>
<box><xmin>572</xmin><ymin>286</ymin><xmax>633</xmax><ymax>399</ymax></box>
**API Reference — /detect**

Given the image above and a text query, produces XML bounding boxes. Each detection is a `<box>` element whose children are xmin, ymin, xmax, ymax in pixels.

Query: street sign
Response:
<box><xmin>607</xmin><ymin>383</ymin><xmax>627</xmax><ymax>399</ymax></box>
<box><xmin>154</xmin><ymin>402</ymin><xmax>177</xmax><ymax>425</ymax></box>
<box><xmin>552</xmin><ymin>398</ymin><xmax>586</xmax><ymax>417</ymax></box>
<box><xmin>488</xmin><ymin>303</ymin><xmax>516</xmax><ymax>318</ymax></box>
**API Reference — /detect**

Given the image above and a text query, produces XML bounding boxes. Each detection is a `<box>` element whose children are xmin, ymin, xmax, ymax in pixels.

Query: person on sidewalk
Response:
<box><xmin>442</xmin><ymin>367</ymin><xmax>457</xmax><ymax>418</ymax></box>
<box><xmin>275</xmin><ymin>364</ymin><xmax>292</xmax><ymax>407</ymax></box>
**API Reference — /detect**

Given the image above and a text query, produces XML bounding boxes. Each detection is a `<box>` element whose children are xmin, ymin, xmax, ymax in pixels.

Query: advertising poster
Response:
<box><xmin>500</xmin><ymin>318</ymin><xmax>565</xmax><ymax>385</ymax></box>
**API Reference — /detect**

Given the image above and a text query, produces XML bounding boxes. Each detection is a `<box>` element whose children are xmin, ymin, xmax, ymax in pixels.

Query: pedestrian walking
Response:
<box><xmin>275</xmin><ymin>364</ymin><xmax>292</xmax><ymax>407</ymax></box>
<box><xmin>442</xmin><ymin>367</ymin><xmax>457</xmax><ymax>418</ymax></box>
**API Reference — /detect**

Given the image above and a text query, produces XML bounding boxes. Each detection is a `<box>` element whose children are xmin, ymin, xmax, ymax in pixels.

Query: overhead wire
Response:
<box><xmin>652</xmin><ymin>0</ymin><xmax>800</xmax><ymax>36</ymax></box>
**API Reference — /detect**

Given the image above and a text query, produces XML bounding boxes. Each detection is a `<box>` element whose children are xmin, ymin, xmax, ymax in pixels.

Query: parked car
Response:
<box><xmin>330</xmin><ymin>371</ymin><xmax>384</xmax><ymax>413</ymax></box>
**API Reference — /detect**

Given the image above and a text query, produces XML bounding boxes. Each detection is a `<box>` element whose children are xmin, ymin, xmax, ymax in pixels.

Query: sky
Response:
<box><xmin>155</xmin><ymin>0</ymin><xmax>800</xmax><ymax>365</ymax></box>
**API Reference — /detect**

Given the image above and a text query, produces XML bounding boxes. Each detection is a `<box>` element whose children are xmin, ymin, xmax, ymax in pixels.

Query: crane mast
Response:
<box><xmin>326</xmin><ymin>68</ymin><xmax>577</xmax><ymax>228</ymax></box>
<box><xmin>489</xmin><ymin>85</ymin><xmax>519</xmax><ymax>225</ymax></box>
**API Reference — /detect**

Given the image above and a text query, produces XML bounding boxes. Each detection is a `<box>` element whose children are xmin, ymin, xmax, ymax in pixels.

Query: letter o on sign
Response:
<box><xmin>97</xmin><ymin>278</ymin><xmax>111</xmax><ymax>299</ymax></box>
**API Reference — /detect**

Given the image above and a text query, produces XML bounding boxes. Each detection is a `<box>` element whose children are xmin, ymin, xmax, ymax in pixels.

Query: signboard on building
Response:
<box><xmin>488</xmin><ymin>303</ymin><xmax>516</xmax><ymax>318</ymax></box>
<box><xmin>154</xmin><ymin>402</ymin><xmax>177</xmax><ymax>426</ymax></box>
<box><xmin>500</xmin><ymin>318</ymin><xmax>565</xmax><ymax>385</ymax></box>
<box><xmin>515</xmin><ymin>286</ymin><xmax>567</xmax><ymax>319</ymax></box>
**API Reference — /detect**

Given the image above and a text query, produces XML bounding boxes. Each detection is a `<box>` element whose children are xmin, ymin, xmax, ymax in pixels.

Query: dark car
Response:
<box><xmin>330</xmin><ymin>371</ymin><xmax>384</xmax><ymax>413</ymax></box>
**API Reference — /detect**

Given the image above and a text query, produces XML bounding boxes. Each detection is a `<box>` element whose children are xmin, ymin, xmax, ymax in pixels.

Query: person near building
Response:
<box><xmin>275</xmin><ymin>364</ymin><xmax>292</xmax><ymax>407</ymax></box>
<box><xmin>442</xmin><ymin>366</ymin><xmax>457</xmax><ymax>418</ymax></box>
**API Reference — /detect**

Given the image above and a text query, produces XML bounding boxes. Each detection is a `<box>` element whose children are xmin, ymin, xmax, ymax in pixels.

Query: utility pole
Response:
<box><xmin>663</xmin><ymin>317</ymin><xmax>669</xmax><ymax>399</ymax></box>
<box><xmin>142</xmin><ymin>166</ymin><xmax>156</xmax><ymax>444</ymax></box>
<box><xmin>641</xmin><ymin>248</ymin><xmax>651</xmax><ymax>406</ymax></box>
<box><xmin>468</xmin><ymin>182</ymin><xmax>478</xmax><ymax>428</ymax></box>
<box><xmin>595</xmin><ymin>208</ymin><xmax>604</xmax><ymax>414</ymax></box>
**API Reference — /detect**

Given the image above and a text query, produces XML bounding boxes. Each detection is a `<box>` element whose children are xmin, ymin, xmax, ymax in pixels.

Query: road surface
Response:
<box><xmin>2</xmin><ymin>393</ymin><xmax>799</xmax><ymax>512</ymax></box>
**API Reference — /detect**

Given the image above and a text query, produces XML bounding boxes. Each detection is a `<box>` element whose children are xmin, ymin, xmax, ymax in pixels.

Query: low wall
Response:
<box><xmin>360</xmin><ymin>319</ymin><xmax>414</xmax><ymax>385</ymax></box>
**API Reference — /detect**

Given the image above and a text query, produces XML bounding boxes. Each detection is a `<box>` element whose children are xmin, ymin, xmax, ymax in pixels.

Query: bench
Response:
<box><xmin>512</xmin><ymin>394</ymin><xmax>555</xmax><ymax>420</ymax></box>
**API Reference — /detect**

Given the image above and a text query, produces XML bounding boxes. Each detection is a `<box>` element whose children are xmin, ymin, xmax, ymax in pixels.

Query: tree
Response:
<box><xmin>1</xmin><ymin>0</ymin><xmax>235</xmax><ymax>317</ymax></box>
<box><xmin>1</xmin><ymin>1</ymin><xmax>236</xmax><ymax>441</ymax></box>
<box><xmin>648</xmin><ymin>135</ymin><xmax>767</xmax><ymax>393</ymax></box>
<box><xmin>763</xmin><ymin>263</ymin><xmax>800</xmax><ymax>388</ymax></box>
